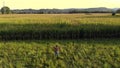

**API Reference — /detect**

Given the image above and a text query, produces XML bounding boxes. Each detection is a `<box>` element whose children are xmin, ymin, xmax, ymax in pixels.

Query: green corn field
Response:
<box><xmin>0</xmin><ymin>13</ymin><xmax>119</xmax><ymax>68</ymax></box>
<box><xmin>0</xmin><ymin>39</ymin><xmax>119</xmax><ymax>68</ymax></box>
<box><xmin>0</xmin><ymin>14</ymin><xmax>119</xmax><ymax>40</ymax></box>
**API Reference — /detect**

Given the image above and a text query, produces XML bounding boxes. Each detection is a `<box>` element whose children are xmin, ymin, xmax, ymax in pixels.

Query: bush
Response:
<box><xmin>1</xmin><ymin>6</ymin><xmax>11</xmax><ymax>14</ymax></box>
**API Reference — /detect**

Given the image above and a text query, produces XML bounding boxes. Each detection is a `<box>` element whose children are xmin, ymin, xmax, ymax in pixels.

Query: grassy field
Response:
<box><xmin>0</xmin><ymin>39</ymin><xmax>120</xmax><ymax>68</ymax></box>
<box><xmin>0</xmin><ymin>13</ymin><xmax>119</xmax><ymax>68</ymax></box>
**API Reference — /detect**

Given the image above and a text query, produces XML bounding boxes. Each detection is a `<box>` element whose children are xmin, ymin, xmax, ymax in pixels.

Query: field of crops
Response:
<box><xmin>0</xmin><ymin>39</ymin><xmax>119</xmax><ymax>68</ymax></box>
<box><xmin>0</xmin><ymin>13</ymin><xmax>119</xmax><ymax>68</ymax></box>
<box><xmin>0</xmin><ymin>14</ymin><xmax>120</xmax><ymax>40</ymax></box>
<box><xmin>0</xmin><ymin>14</ymin><xmax>120</xmax><ymax>25</ymax></box>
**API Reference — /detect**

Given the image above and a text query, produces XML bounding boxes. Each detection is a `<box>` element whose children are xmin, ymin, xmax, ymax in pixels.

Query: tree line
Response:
<box><xmin>1</xmin><ymin>6</ymin><xmax>112</xmax><ymax>14</ymax></box>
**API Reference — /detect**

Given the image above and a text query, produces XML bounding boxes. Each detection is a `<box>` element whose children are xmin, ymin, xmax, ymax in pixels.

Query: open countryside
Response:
<box><xmin>0</xmin><ymin>13</ymin><xmax>119</xmax><ymax>68</ymax></box>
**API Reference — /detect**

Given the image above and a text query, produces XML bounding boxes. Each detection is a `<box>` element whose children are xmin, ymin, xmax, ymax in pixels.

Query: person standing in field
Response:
<box><xmin>53</xmin><ymin>45</ymin><xmax>60</xmax><ymax>59</ymax></box>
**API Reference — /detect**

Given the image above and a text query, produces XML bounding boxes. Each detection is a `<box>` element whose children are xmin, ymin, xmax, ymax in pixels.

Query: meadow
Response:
<box><xmin>0</xmin><ymin>13</ymin><xmax>119</xmax><ymax>68</ymax></box>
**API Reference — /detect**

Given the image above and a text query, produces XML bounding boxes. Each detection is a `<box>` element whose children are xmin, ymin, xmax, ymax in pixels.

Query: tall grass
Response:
<box><xmin>0</xmin><ymin>39</ymin><xmax>119</xmax><ymax>68</ymax></box>
<box><xmin>0</xmin><ymin>23</ymin><xmax>119</xmax><ymax>40</ymax></box>
<box><xmin>0</xmin><ymin>14</ymin><xmax>119</xmax><ymax>40</ymax></box>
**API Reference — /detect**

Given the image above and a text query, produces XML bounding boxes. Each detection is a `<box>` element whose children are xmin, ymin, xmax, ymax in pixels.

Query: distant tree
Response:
<box><xmin>1</xmin><ymin>6</ymin><xmax>11</xmax><ymax>14</ymax></box>
<box><xmin>112</xmin><ymin>12</ymin><xmax>116</xmax><ymax>16</ymax></box>
<box><xmin>112</xmin><ymin>9</ymin><xmax>120</xmax><ymax>16</ymax></box>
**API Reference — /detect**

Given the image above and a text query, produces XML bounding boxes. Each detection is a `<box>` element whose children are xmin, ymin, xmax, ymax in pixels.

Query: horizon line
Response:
<box><xmin>9</xmin><ymin>7</ymin><xmax>120</xmax><ymax>10</ymax></box>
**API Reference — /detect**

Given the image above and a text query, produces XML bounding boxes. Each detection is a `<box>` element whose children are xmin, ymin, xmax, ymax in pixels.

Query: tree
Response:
<box><xmin>112</xmin><ymin>12</ymin><xmax>116</xmax><ymax>16</ymax></box>
<box><xmin>1</xmin><ymin>6</ymin><xmax>11</xmax><ymax>14</ymax></box>
<box><xmin>112</xmin><ymin>9</ymin><xmax>120</xmax><ymax>16</ymax></box>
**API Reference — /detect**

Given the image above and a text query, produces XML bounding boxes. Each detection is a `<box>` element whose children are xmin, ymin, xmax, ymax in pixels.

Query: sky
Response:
<box><xmin>0</xmin><ymin>0</ymin><xmax>120</xmax><ymax>9</ymax></box>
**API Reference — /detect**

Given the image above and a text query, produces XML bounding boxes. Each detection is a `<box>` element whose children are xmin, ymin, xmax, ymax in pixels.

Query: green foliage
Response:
<box><xmin>0</xmin><ymin>14</ymin><xmax>119</xmax><ymax>40</ymax></box>
<box><xmin>0</xmin><ymin>14</ymin><xmax>119</xmax><ymax>67</ymax></box>
<box><xmin>0</xmin><ymin>39</ymin><xmax>119</xmax><ymax>67</ymax></box>
<box><xmin>0</xmin><ymin>23</ymin><xmax>119</xmax><ymax>40</ymax></box>
<box><xmin>1</xmin><ymin>6</ymin><xmax>11</xmax><ymax>14</ymax></box>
